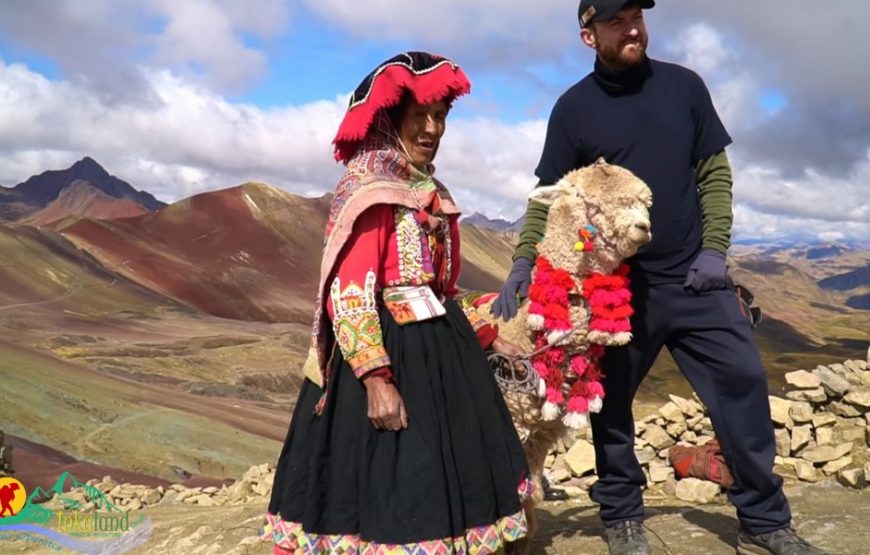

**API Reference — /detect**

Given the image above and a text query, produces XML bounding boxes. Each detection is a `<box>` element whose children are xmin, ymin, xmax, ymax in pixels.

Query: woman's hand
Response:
<box><xmin>491</xmin><ymin>337</ymin><xmax>525</xmax><ymax>357</ymax></box>
<box><xmin>363</xmin><ymin>376</ymin><xmax>408</xmax><ymax>431</ymax></box>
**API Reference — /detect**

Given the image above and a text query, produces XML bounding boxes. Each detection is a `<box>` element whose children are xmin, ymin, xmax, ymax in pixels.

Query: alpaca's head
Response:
<box><xmin>530</xmin><ymin>158</ymin><xmax>652</xmax><ymax>274</ymax></box>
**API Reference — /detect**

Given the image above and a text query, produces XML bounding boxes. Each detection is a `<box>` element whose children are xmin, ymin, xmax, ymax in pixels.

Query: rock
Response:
<box><xmin>565</xmin><ymin>439</ymin><xmax>596</xmax><ymax>477</ymax></box>
<box><xmin>686</xmin><ymin>414</ymin><xmax>704</xmax><ymax>430</ymax></box>
<box><xmin>829</xmin><ymin>402</ymin><xmax>862</xmax><ymax>418</ymax></box>
<box><xmin>663</xmin><ymin>476</ymin><xmax>677</xmax><ymax>497</ymax></box>
<box><xmin>786</xmin><ymin>388</ymin><xmax>828</xmax><ymax>403</ymax></box>
<box><xmin>658</xmin><ymin>402</ymin><xmax>685</xmax><ymax>422</ymax></box>
<box><xmin>801</xmin><ymin>442</ymin><xmax>853</xmax><ymax>464</ymax></box>
<box><xmin>696</xmin><ymin>435</ymin><xmax>715</xmax><ymax>446</ymax></box>
<box><xmin>785</xmin><ymin>370</ymin><xmax>822</xmax><ymax>389</ymax></box>
<box><xmin>644</xmin><ymin>424</ymin><xmax>675</xmax><ymax>451</ymax></box>
<box><xmin>544</xmin><ymin>454</ymin><xmax>556</xmax><ymax>468</ymax></box>
<box><xmin>550</xmin><ymin>467</ymin><xmax>572</xmax><ymax>483</ymax></box>
<box><xmin>176</xmin><ymin>489</ymin><xmax>200</xmax><ymax>502</ymax></box>
<box><xmin>241</xmin><ymin>463</ymin><xmax>273</xmax><ymax>483</ymax></box>
<box><xmin>635</xmin><ymin>446</ymin><xmax>657</xmax><ymax>466</ymax></box>
<box><xmin>681</xmin><ymin>431</ymin><xmax>698</xmax><ymax>443</ymax></box>
<box><xmin>864</xmin><ymin>462</ymin><xmax>870</xmax><ymax>483</ymax></box>
<box><xmin>829</xmin><ymin>363</ymin><xmax>848</xmax><ymax>376</ymax></box>
<box><xmin>675</xmin><ymin>478</ymin><xmax>720</xmax><ymax>504</ymax></box>
<box><xmin>794</xmin><ymin>460</ymin><xmax>821</xmax><ymax>482</ymax></box>
<box><xmin>843</xmin><ymin>389</ymin><xmax>870</xmax><ymax>410</ymax></box>
<box><xmin>561</xmin><ymin>486</ymin><xmax>585</xmax><ymax>499</ymax></box>
<box><xmin>815</xmin><ymin>367</ymin><xmax>852</xmax><ymax>397</ymax></box>
<box><xmin>836</xmin><ymin>426</ymin><xmax>866</xmax><ymax>444</ymax></box>
<box><xmin>844</xmin><ymin>360</ymin><xmax>864</xmax><ymax>373</ymax></box>
<box><xmin>668</xmin><ymin>394</ymin><xmax>694</xmax><ymax>416</ymax></box>
<box><xmin>816</xmin><ymin>427</ymin><xmax>834</xmax><ymax>446</ymax></box>
<box><xmin>838</xmin><ymin>468</ymin><xmax>866</xmax><ymax>489</ymax></box>
<box><xmin>97</xmin><ymin>478</ymin><xmax>118</xmax><ymax>494</ymax></box>
<box><xmin>170</xmin><ymin>484</ymin><xmax>187</xmax><ymax>492</ymax></box>
<box><xmin>789</xmin><ymin>402</ymin><xmax>813</xmax><ymax>424</ymax></box>
<box><xmin>203</xmin><ymin>486</ymin><xmax>219</xmax><ymax>495</ymax></box>
<box><xmin>812</xmin><ymin>413</ymin><xmax>837</xmax><ymax>429</ymax></box>
<box><xmin>774</xmin><ymin>428</ymin><xmax>791</xmax><ymax>457</ymax></box>
<box><xmin>791</xmin><ymin>425</ymin><xmax>812</xmax><ymax>453</ymax></box>
<box><xmin>577</xmin><ymin>475</ymin><xmax>599</xmax><ymax>490</ymax></box>
<box><xmin>252</xmin><ymin>480</ymin><xmax>272</xmax><ymax>497</ymax></box>
<box><xmin>822</xmin><ymin>457</ymin><xmax>852</xmax><ymax>476</ymax></box>
<box><xmin>159</xmin><ymin>490</ymin><xmax>179</xmax><ymax>505</ymax></box>
<box><xmin>648</xmin><ymin>463</ymin><xmax>673</xmax><ymax>484</ymax></box>
<box><xmin>779</xmin><ymin>457</ymin><xmax>800</xmax><ymax>470</ymax></box>
<box><xmin>666</xmin><ymin>420</ymin><xmax>688</xmax><ymax>438</ymax></box>
<box><xmin>224</xmin><ymin>480</ymin><xmax>254</xmax><ymax>503</ymax></box>
<box><xmin>860</xmin><ymin>372</ymin><xmax>870</xmax><ymax>387</ymax></box>
<box><xmin>141</xmin><ymin>489</ymin><xmax>162</xmax><ymax>505</ymax></box>
<box><xmin>125</xmin><ymin>498</ymin><xmax>143</xmax><ymax>512</ymax></box>
<box><xmin>769</xmin><ymin>397</ymin><xmax>794</xmax><ymax>428</ymax></box>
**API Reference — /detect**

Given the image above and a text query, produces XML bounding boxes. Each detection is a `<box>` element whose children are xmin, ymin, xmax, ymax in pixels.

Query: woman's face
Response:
<box><xmin>397</xmin><ymin>99</ymin><xmax>448</xmax><ymax>166</ymax></box>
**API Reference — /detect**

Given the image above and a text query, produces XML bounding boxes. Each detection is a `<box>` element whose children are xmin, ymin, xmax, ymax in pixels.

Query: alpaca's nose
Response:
<box><xmin>634</xmin><ymin>221</ymin><xmax>650</xmax><ymax>233</ymax></box>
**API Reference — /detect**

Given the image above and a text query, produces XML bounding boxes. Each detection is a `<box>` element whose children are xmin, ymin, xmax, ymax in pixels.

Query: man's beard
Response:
<box><xmin>598</xmin><ymin>36</ymin><xmax>648</xmax><ymax>69</ymax></box>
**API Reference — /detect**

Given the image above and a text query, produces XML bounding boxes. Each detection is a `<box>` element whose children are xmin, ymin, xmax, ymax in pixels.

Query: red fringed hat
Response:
<box><xmin>332</xmin><ymin>51</ymin><xmax>471</xmax><ymax>164</ymax></box>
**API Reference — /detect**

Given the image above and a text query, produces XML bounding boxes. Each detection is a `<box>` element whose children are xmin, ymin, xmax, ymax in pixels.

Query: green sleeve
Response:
<box><xmin>513</xmin><ymin>181</ymin><xmax>552</xmax><ymax>262</ymax></box>
<box><xmin>695</xmin><ymin>149</ymin><xmax>733</xmax><ymax>255</ymax></box>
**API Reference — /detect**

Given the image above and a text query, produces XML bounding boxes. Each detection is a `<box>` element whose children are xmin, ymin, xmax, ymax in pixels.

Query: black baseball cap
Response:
<box><xmin>578</xmin><ymin>0</ymin><xmax>655</xmax><ymax>27</ymax></box>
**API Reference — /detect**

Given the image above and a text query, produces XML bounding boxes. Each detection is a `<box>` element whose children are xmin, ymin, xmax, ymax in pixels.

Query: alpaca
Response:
<box><xmin>475</xmin><ymin>159</ymin><xmax>652</xmax><ymax>552</ymax></box>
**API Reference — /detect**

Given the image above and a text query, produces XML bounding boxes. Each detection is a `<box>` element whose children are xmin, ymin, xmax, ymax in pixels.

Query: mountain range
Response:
<box><xmin>0</xmin><ymin>156</ymin><xmax>868</xmax><ymax>486</ymax></box>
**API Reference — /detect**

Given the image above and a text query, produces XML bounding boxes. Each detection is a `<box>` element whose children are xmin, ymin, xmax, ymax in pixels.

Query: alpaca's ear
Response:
<box><xmin>528</xmin><ymin>180</ymin><xmax>572</xmax><ymax>207</ymax></box>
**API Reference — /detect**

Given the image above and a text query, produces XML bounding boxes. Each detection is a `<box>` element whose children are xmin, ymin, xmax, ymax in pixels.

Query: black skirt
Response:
<box><xmin>265</xmin><ymin>299</ymin><xmax>530</xmax><ymax>554</ymax></box>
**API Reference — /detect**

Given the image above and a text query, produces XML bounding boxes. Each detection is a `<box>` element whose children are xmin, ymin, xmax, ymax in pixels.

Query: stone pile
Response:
<box><xmin>543</xmin><ymin>356</ymin><xmax>870</xmax><ymax>502</ymax></box>
<box><xmin>42</xmin><ymin>463</ymin><xmax>276</xmax><ymax>513</ymax></box>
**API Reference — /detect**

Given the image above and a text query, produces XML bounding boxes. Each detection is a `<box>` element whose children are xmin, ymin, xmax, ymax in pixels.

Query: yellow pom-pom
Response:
<box><xmin>574</xmin><ymin>241</ymin><xmax>585</xmax><ymax>252</ymax></box>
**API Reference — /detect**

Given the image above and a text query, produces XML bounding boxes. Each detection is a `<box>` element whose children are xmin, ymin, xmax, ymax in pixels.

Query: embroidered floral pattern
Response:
<box><xmin>330</xmin><ymin>270</ymin><xmax>390</xmax><ymax>377</ymax></box>
<box><xmin>390</xmin><ymin>207</ymin><xmax>436</xmax><ymax>286</ymax></box>
<box><xmin>262</xmin><ymin>509</ymin><xmax>528</xmax><ymax>555</ymax></box>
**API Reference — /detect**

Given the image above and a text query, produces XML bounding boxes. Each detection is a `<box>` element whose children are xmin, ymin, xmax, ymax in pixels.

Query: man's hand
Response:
<box><xmin>491</xmin><ymin>336</ymin><xmax>525</xmax><ymax>357</ymax></box>
<box><xmin>363</xmin><ymin>376</ymin><xmax>408</xmax><ymax>431</ymax></box>
<box><xmin>491</xmin><ymin>258</ymin><xmax>534</xmax><ymax>321</ymax></box>
<box><xmin>683</xmin><ymin>248</ymin><xmax>730</xmax><ymax>293</ymax></box>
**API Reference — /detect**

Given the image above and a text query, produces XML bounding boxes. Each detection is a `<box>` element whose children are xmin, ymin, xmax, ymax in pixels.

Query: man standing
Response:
<box><xmin>492</xmin><ymin>2</ymin><xmax>827</xmax><ymax>554</ymax></box>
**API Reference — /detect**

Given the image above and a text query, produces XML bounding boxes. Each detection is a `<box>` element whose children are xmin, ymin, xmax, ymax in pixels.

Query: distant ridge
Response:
<box><xmin>21</xmin><ymin>180</ymin><xmax>149</xmax><ymax>226</ymax></box>
<box><xmin>462</xmin><ymin>211</ymin><xmax>523</xmax><ymax>233</ymax></box>
<box><xmin>0</xmin><ymin>156</ymin><xmax>164</xmax><ymax>221</ymax></box>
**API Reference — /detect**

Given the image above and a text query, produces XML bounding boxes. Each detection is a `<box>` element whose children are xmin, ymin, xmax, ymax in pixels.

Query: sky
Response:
<box><xmin>0</xmin><ymin>0</ymin><xmax>868</xmax><ymax>243</ymax></box>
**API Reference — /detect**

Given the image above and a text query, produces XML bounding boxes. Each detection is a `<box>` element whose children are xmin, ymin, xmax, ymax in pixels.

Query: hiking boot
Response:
<box><xmin>604</xmin><ymin>520</ymin><xmax>651</xmax><ymax>555</ymax></box>
<box><xmin>737</xmin><ymin>528</ymin><xmax>828</xmax><ymax>555</ymax></box>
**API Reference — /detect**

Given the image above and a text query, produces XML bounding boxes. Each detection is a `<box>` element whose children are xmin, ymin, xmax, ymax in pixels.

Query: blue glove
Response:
<box><xmin>491</xmin><ymin>257</ymin><xmax>534</xmax><ymax>321</ymax></box>
<box><xmin>683</xmin><ymin>248</ymin><xmax>730</xmax><ymax>293</ymax></box>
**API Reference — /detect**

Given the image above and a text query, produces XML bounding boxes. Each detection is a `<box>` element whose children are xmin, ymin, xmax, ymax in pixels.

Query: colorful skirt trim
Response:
<box><xmin>262</xmin><ymin>509</ymin><xmax>528</xmax><ymax>555</ymax></box>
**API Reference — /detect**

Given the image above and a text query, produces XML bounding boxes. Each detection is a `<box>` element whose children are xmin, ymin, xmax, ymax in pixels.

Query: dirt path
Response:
<box><xmin>2</xmin><ymin>482</ymin><xmax>866</xmax><ymax>554</ymax></box>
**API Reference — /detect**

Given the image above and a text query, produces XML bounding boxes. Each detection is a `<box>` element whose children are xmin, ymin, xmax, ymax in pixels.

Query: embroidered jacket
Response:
<box><xmin>327</xmin><ymin>202</ymin><xmax>493</xmax><ymax>378</ymax></box>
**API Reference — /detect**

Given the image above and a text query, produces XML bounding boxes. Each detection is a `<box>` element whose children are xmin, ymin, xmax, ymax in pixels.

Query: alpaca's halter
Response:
<box><xmin>488</xmin><ymin>326</ymin><xmax>578</xmax><ymax>394</ymax></box>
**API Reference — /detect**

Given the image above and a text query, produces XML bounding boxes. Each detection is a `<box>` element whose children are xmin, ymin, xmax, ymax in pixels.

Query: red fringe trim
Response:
<box><xmin>333</xmin><ymin>63</ymin><xmax>471</xmax><ymax>163</ymax></box>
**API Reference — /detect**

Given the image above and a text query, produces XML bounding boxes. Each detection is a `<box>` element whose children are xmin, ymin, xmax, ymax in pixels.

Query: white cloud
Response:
<box><xmin>0</xmin><ymin>0</ymin><xmax>291</xmax><ymax>99</ymax></box>
<box><xmin>1</xmin><ymin>1</ymin><xmax>868</xmax><ymax>243</ymax></box>
<box><xmin>0</xmin><ymin>60</ymin><xmax>345</xmax><ymax>201</ymax></box>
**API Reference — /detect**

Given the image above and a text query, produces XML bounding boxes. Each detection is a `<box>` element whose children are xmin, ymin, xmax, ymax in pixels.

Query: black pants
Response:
<box><xmin>589</xmin><ymin>283</ymin><xmax>791</xmax><ymax>534</ymax></box>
